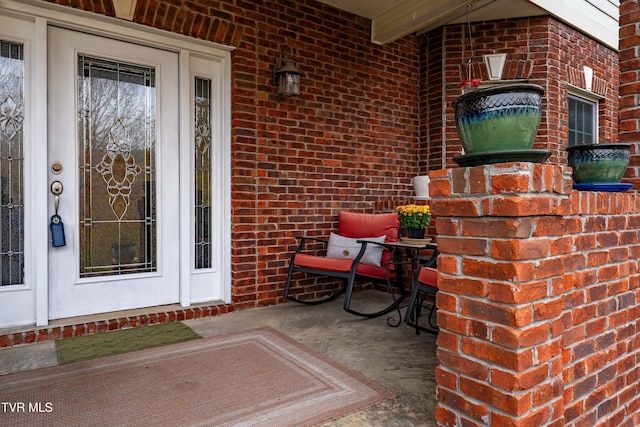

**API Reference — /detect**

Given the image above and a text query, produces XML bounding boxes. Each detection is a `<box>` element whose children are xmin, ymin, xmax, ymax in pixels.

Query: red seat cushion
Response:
<box><xmin>418</xmin><ymin>267</ymin><xmax>438</xmax><ymax>289</ymax></box>
<box><xmin>293</xmin><ymin>254</ymin><xmax>390</xmax><ymax>280</ymax></box>
<box><xmin>293</xmin><ymin>253</ymin><xmax>353</xmax><ymax>273</ymax></box>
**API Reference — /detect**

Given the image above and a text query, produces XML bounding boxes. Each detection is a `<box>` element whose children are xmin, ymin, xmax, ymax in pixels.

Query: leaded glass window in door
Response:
<box><xmin>0</xmin><ymin>40</ymin><xmax>24</xmax><ymax>286</ymax></box>
<box><xmin>194</xmin><ymin>77</ymin><xmax>212</xmax><ymax>269</ymax></box>
<box><xmin>78</xmin><ymin>55</ymin><xmax>157</xmax><ymax>277</ymax></box>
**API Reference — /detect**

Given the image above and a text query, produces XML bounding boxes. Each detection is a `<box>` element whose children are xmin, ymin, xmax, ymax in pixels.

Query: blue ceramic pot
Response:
<box><xmin>453</xmin><ymin>84</ymin><xmax>544</xmax><ymax>155</ymax></box>
<box><xmin>566</xmin><ymin>143</ymin><xmax>630</xmax><ymax>184</ymax></box>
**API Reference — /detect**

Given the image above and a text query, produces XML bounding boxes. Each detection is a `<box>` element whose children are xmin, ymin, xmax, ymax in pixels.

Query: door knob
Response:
<box><xmin>50</xmin><ymin>181</ymin><xmax>63</xmax><ymax>196</ymax></box>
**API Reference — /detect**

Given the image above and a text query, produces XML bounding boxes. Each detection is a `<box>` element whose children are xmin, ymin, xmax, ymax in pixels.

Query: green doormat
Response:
<box><xmin>56</xmin><ymin>322</ymin><xmax>201</xmax><ymax>364</ymax></box>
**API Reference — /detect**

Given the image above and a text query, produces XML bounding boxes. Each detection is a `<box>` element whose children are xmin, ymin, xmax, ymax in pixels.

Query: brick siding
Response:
<box><xmin>430</xmin><ymin>164</ymin><xmax>640</xmax><ymax>426</ymax></box>
<box><xmin>0</xmin><ymin>303</ymin><xmax>234</xmax><ymax>348</ymax></box>
<box><xmin>620</xmin><ymin>0</ymin><xmax>640</xmax><ymax>190</ymax></box>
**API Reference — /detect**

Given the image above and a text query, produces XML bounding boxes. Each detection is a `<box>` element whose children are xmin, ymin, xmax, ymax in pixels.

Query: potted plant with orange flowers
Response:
<box><xmin>396</xmin><ymin>204</ymin><xmax>431</xmax><ymax>239</ymax></box>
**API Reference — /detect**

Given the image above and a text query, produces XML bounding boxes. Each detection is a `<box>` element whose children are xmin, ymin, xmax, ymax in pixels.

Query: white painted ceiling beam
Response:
<box><xmin>371</xmin><ymin>0</ymin><xmax>469</xmax><ymax>45</ymax></box>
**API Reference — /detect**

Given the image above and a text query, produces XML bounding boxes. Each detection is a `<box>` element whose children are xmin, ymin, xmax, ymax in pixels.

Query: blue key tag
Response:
<box><xmin>50</xmin><ymin>214</ymin><xmax>66</xmax><ymax>247</ymax></box>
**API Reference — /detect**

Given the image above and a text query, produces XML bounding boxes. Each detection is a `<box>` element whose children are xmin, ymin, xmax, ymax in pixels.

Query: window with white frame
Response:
<box><xmin>568</xmin><ymin>93</ymin><xmax>598</xmax><ymax>147</ymax></box>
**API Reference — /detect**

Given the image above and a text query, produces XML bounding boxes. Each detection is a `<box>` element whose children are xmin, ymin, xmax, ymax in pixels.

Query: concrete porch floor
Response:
<box><xmin>0</xmin><ymin>291</ymin><xmax>438</xmax><ymax>426</ymax></box>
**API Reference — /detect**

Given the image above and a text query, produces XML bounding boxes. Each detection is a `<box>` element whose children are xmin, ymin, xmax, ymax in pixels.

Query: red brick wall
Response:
<box><xmin>620</xmin><ymin>0</ymin><xmax>640</xmax><ymax>190</ymax></box>
<box><xmin>419</xmin><ymin>28</ymin><xmax>445</xmax><ymax>172</ymax></box>
<box><xmin>430</xmin><ymin>164</ymin><xmax>640</xmax><ymax>426</ymax></box>
<box><xmin>42</xmin><ymin>0</ymin><xmax>422</xmax><ymax>306</ymax></box>
<box><xmin>421</xmin><ymin>17</ymin><xmax>619</xmax><ymax>170</ymax></box>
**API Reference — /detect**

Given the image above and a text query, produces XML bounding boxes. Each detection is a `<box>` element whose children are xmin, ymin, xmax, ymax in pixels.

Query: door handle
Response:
<box><xmin>50</xmin><ymin>181</ymin><xmax>66</xmax><ymax>247</ymax></box>
<box><xmin>51</xmin><ymin>181</ymin><xmax>63</xmax><ymax>216</ymax></box>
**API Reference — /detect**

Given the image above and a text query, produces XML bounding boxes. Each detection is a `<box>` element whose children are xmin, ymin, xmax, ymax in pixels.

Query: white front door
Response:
<box><xmin>47</xmin><ymin>27</ymin><xmax>180</xmax><ymax>319</ymax></box>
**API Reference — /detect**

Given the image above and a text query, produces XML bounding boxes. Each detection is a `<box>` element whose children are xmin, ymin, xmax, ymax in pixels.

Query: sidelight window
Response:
<box><xmin>0</xmin><ymin>40</ymin><xmax>24</xmax><ymax>286</ymax></box>
<box><xmin>194</xmin><ymin>77</ymin><xmax>212</xmax><ymax>269</ymax></box>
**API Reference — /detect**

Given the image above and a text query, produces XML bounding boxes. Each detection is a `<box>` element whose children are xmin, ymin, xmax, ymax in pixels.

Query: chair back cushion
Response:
<box><xmin>338</xmin><ymin>212</ymin><xmax>399</xmax><ymax>242</ymax></box>
<box><xmin>338</xmin><ymin>212</ymin><xmax>399</xmax><ymax>269</ymax></box>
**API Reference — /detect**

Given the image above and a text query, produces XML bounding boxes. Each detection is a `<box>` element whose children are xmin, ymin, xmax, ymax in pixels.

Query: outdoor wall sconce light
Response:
<box><xmin>273</xmin><ymin>54</ymin><xmax>302</xmax><ymax>96</ymax></box>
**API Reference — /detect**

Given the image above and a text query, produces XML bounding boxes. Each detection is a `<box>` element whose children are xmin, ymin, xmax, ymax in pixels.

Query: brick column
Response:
<box><xmin>620</xmin><ymin>0</ymin><xmax>640</xmax><ymax>189</ymax></box>
<box><xmin>430</xmin><ymin>163</ymin><xmax>573</xmax><ymax>426</ymax></box>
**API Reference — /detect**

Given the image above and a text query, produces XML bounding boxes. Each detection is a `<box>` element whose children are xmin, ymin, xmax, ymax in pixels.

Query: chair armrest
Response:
<box><xmin>356</xmin><ymin>240</ymin><xmax>401</xmax><ymax>272</ymax></box>
<box><xmin>420</xmin><ymin>246</ymin><xmax>439</xmax><ymax>268</ymax></box>
<box><xmin>352</xmin><ymin>240</ymin><xmax>377</xmax><ymax>262</ymax></box>
<box><xmin>346</xmin><ymin>240</ymin><xmax>385</xmax><ymax>277</ymax></box>
<box><xmin>356</xmin><ymin>240</ymin><xmax>397</xmax><ymax>251</ymax></box>
<box><xmin>292</xmin><ymin>236</ymin><xmax>328</xmax><ymax>254</ymax></box>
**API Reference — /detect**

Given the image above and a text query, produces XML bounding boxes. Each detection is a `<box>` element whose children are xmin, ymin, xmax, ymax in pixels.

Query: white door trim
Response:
<box><xmin>34</xmin><ymin>17</ymin><xmax>49</xmax><ymax>326</ymax></box>
<box><xmin>180</xmin><ymin>53</ymin><xmax>233</xmax><ymax>305</ymax></box>
<box><xmin>1</xmin><ymin>0</ymin><xmax>234</xmax><ymax>56</ymax></box>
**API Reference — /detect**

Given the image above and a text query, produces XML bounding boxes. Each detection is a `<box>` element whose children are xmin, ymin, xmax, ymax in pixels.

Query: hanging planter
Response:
<box><xmin>451</xmin><ymin>4</ymin><xmax>549</xmax><ymax>167</ymax></box>
<box><xmin>566</xmin><ymin>143</ymin><xmax>633</xmax><ymax>192</ymax></box>
<box><xmin>452</xmin><ymin>83</ymin><xmax>551</xmax><ymax>167</ymax></box>
<box><xmin>458</xmin><ymin>4</ymin><xmax>483</xmax><ymax>92</ymax></box>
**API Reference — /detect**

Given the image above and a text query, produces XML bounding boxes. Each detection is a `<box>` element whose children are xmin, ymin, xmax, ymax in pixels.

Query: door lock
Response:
<box><xmin>51</xmin><ymin>161</ymin><xmax>63</xmax><ymax>175</ymax></box>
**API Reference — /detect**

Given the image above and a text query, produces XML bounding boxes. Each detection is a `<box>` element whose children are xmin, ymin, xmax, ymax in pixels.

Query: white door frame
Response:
<box><xmin>0</xmin><ymin>12</ymin><xmax>41</xmax><ymax>328</ymax></box>
<box><xmin>0</xmin><ymin>0</ymin><xmax>233</xmax><ymax>327</ymax></box>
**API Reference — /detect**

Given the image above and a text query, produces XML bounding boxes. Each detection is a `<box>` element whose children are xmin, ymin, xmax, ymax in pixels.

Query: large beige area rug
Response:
<box><xmin>0</xmin><ymin>327</ymin><xmax>395</xmax><ymax>426</ymax></box>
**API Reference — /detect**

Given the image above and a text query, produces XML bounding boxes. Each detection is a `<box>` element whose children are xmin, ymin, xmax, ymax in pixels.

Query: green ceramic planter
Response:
<box><xmin>566</xmin><ymin>143</ymin><xmax>630</xmax><ymax>184</ymax></box>
<box><xmin>453</xmin><ymin>83</ymin><xmax>544</xmax><ymax>155</ymax></box>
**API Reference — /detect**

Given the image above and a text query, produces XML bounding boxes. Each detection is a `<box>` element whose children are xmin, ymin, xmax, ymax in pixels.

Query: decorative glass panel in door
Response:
<box><xmin>77</xmin><ymin>56</ymin><xmax>156</xmax><ymax>277</ymax></box>
<box><xmin>194</xmin><ymin>76</ymin><xmax>212</xmax><ymax>269</ymax></box>
<box><xmin>0</xmin><ymin>40</ymin><xmax>24</xmax><ymax>286</ymax></box>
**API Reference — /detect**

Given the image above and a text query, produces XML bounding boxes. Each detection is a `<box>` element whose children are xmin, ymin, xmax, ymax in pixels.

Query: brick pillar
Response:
<box><xmin>430</xmin><ymin>163</ymin><xmax>573</xmax><ymax>426</ymax></box>
<box><xmin>620</xmin><ymin>0</ymin><xmax>640</xmax><ymax>189</ymax></box>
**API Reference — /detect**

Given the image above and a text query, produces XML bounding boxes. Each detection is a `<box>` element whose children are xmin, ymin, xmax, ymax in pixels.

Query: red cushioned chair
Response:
<box><xmin>284</xmin><ymin>211</ymin><xmax>405</xmax><ymax>318</ymax></box>
<box><xmin>404</xmin><ymin>265</ymin><xmax>439</xmax><ymax>335</ymax></box>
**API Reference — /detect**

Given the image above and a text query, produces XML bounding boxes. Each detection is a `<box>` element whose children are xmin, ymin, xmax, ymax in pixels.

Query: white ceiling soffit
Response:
<box><xmin>526</xmin><ymin>0</ymin><xmax>619</xmax><ymax>50</ymax></box>
<box><xmin>319</xmin><ymin>0</ymin><xmax>619</xmax><ymax>50</ymax></box>
<box><xmin>318</xmin><ymin>0</ymin><xmax>543</xmax><ymax>44</ymax></box>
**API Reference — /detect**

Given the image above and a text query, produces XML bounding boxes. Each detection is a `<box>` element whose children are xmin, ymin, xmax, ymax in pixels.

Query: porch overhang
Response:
<box><xmin>319</xmin><ymin>0</ymin><xmax>620</xmax><ymax>50</ymax></box>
